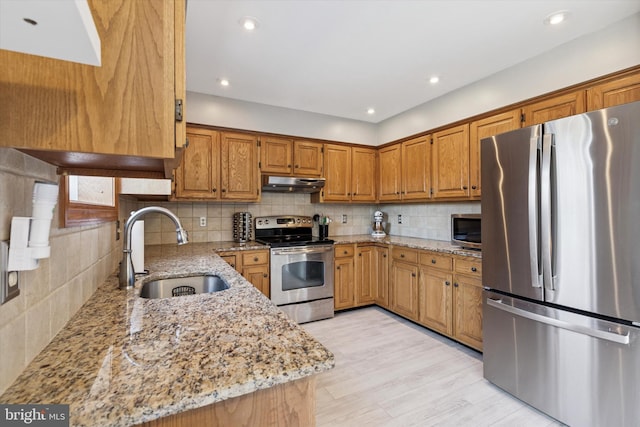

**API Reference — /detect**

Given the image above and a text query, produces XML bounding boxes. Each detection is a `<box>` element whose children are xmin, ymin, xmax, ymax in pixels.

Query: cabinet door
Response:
<box><xmin>453</xmin><ymin>274</ymin><xmax>483</xmax><ymax>351</ymax></box>
<box><xmin>323</xmin><ymin>144</ymin><xmax>352</xmax><ymax>202</ymax></box>
<box><xmin>175</xmin><ymin>128</ymin><xmax>219</xmax><ymax>199</ymax></box>
<box><xmin>378</xmin><ymin>144</ymin><xmax>402</xmax><ymax>201</ymax></box>
<box><xmin>220</xmin><ymin>132</ymin><xmax>260</xmax><ymax>200</ymax></box>
<box><xmin>243</xmin><ymin>265</ymin><xmax>270</xmax><ymax>298</ymax></box>
<box><xmin>469</xmin><ymin>110</ymin><xmax>521</xmax><ymax>198</ymax></box>
<box><xmin>293</xmin><ymin>140</ymin><xmax>323</xmax><ymax>177</ymax></box>
<box><xmin>418</xmin><ymin>267</ymin><xmax>453</xmax><ymax>335</ymax></box>
<box><xmin>0</xmin><ymin>0</ymin><xmax>180</xmax><ymax>160</ymax></box>
<box><xmin>261</xmin><ymin>136</ymin><xmax>293</xmax><ymax>175</ymax></box>
<box><xmin>402</xmin><ymin>136</ymin><xmax>431</xmax><ymax>200</ymax></box>
<box><xmin>356</xmin><ymin>246</ymin><xmax>376</xmax><ymax>306</ymax></box>
<box><xmin>374</xmin><ymin>246</ymin><xmax>390</xmax><ymax>308</ymax></box>
<box><xmin>522</xmin><ymin>90</ymin><xmax>586</xmax><ymax>127</ymax></box>
<box><xmin>432</xmin><ymin>124</ymin><xmax>469</xmax><ymax>199</ymax></box>
<box><xmin>334</xmin><ymin>256</ymin><xmax>355</xmax><ymax>310</ymax></box>
<box><xmin>351</xmin><ymin>147</ymin><xmax>377</xmax><ymax>202</ymax></box>
<box><xmin>220</xmin><ymin>254</ymin><xmax>239</xmax><ymax>271</ymax></box>
<box><xmin>587</xmin><ymin>72</ymin><xmax>640</xmax><ymax>110</ymax></box>
<box><xmin>391</xmin><ymin>261</ymin><xmax>419</xmax><ymax>320</ymax></box>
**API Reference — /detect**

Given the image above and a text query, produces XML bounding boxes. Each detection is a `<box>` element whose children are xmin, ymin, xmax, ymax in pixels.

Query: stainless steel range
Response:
<box><xmin>255</xmin><ymin>215</ymin><xmax>334</xmax><ymax>324</ymax></box>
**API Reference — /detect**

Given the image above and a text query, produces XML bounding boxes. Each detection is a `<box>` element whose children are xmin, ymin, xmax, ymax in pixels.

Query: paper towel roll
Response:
<box><xmin>131</xmin><ymin>220</ymin><xmax>145</xmax><ymax>273</ymax></box>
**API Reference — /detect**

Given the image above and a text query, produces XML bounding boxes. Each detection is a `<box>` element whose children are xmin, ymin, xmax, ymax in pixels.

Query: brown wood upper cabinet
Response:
<box><xmin>0</xmin><ymin>0</ymin><xmax>186</xmax><ymax>177</ymax></box>
<box><xmin>587</xmin><ymin>73</ymin><xmax>640</xmax><ymax>110</ymax></box>
<box><xmin>260</xmin><ymin>137</ymin><xmax>323</xmax><ymax>177</ymax></box>
<box><xmin>521</xmin><ymin>90</ymin><xmax>586</xmax><ymax>127</ymax></box>
<box><xmin>314</xmin><ymin>144</ymin><xmax>376</xmax><ymax>202</ymax></box>
<box><xmin>175</xmin><ymin>127</ymin><xmax>260</xmax><ymax>201</ymax></box>
<box><xmin>431</xmin><ymin>124</ymin><xmax>470</xmax><ymax>199</ymax></box>
<box><xmin>469</xmin><ymin>110</ymin><xmax>521</xmax><ymax>198</ymax></box>
<box><xmin>378</xmin><ymin>136</ymin><xmax>430</xmax><ymax>202</ymax></box>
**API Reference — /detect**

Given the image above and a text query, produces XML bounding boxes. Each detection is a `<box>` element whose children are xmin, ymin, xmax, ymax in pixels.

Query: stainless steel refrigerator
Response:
<box><xmin>481</xmin><ymin>100</ymin><xmax>640</xmax><ymax>427</ymax></box>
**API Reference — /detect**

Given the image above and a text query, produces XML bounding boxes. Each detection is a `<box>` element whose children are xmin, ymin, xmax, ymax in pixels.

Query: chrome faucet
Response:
<box><xmin>119</xmin><ymin>206</ymin><xmax>188</xmax><ymax>289</ymax></box>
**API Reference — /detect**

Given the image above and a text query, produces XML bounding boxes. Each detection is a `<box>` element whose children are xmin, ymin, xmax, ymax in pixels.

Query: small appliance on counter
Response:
<box><xmin>451</xmin><ymin>214</ymin><xmax>481</xmax><ymax>250</ymax></box>
<box><xmin>371</xmin><ymin>210</ymin><xmax>386</xmax><ymax>238</ymax></box>
<box><xmin>233</xmin><ymin>212</ymin><xmax>252</xmax><ymax>243</ymax></box>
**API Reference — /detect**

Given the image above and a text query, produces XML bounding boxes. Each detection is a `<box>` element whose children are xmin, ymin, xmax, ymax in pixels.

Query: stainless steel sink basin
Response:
<box><xmin>140</xmin><ymin>275</ymin><xmax>229</xmax><ymax>299</ymax></box>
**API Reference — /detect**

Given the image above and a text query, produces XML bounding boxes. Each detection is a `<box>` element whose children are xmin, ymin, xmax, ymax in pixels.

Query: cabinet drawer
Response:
<box><xmin>392</xmin><ymin>247</ymin><xmax>418</xmax><ymax>263</ymax></box>
<box><xmin>220</xmin><ymin>254</ymin><xmax>238</xmax><ymax>269</ymax></box>
<box><xmin>455</xmin><ymin>257</ymin><xmax>482</xmax><ymax>277</ymax></box>
<box><xmin>335</xmin><ymin>244</ymin><xmax>355</xmax><ymax>258</ymax></box>
<box><xmin>419</xmin><ymin>251</ymin><xmax>453</xmax><ymax>271</ymax></box>
<box><xmin>242</xmin><ymin>251</ymin><xmax>269</xmax><ymax>266</ymax></box>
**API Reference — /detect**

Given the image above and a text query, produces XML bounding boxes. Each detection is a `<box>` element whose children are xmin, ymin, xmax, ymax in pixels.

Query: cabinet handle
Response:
<box><xmin>400</xmin><ymin>253</ymin><xmax>405</xmax><ymax>258</ymax></box>
<box><xmin>396</xmin><ymin>192</ymin><xmax>400</xmax><ymax>195</ymax></box>
<box><xmin>431</xmin><ymin>259</ymin><xmax>436</xmax><ymax>264</ymax></box>
<box><xmin>445</xmin><ymin>281</ymin><xmax>450</xmax><ymax>286</ymax></box>
<box><xmin>454</xmin><ymin>282</ymin><xmax>459</xmax><ymax>287</ymax></box>
<box><xmin>337</xmin><ymin>266</ymin><xmax>341</xmax><ymax>270</ymax></box>
<box><xmin>471</xmin><ymin>185</ymin><xmax>477</xmax><ymax>190</ymax></box>
<box><xmin>263</xmin><ymin>273</ymin><xmax>268</xmax><ymax>278</ymax></box>
<box><xmin>230</xmin><ymin>264</ymin><xmax>235</xmax><ymax>268</ymax></box>
<box><xmin>288</xmin><ymin>164</ymin><xmax>292</xmax><ymax>167</ymax></box>
<box><xmin>343</xmin><ymin>251</ymin><xmax>348</xmax><ymax>255</ymax></box>
<box><xmin>471</xmin><ymin>267</ymin><xmax>477</xmax><ymax>272</ymax></box>
<box><xmin>463</xmin><ymin>186</ymin><xmax>468</xmax><ymax>190</ymax></box>
<box><xmin>212</xmin><ymin>188</ymin><xmax>217</xmax><ymax>192</ymax></box>
<box><xmin>411</xmin><ymin>272</ymin><xmax>416</xmax><ymax>277</ymax></box>
<box><xmin>359</xmin><ymin>253</ymin><xmax>362</xmax><ymax>257</ymax></box>
<box><xmin>295</xmin><ymin>164</ymin><xmax>299</xmax><ymax>168</ymax></box>
<box><xmin>383</xmin><ymin>254</ymin><xmax>387</xmax><ymax>258</ymax></box>
<box><xmin>254</xmin><ymin>257</ymin><xmax>259</xmax><ymax>262</ymax></box>
<box><xmin>222</xmin><ymin>189</ymin><xmax>227</xmax><ymax>193</ymax></box>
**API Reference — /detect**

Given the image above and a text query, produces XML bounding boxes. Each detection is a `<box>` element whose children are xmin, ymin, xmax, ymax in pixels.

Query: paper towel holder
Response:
<box><xmin>7</xmin><ymin>182</ymin><xmax>59</xmax><ymax>270</ymax></box>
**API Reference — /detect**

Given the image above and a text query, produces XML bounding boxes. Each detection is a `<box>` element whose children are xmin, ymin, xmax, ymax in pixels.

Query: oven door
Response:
<box><xmin>270</xmin><ymin>245</ymin><xmax>334</xmax><ymax>306</ymax></box>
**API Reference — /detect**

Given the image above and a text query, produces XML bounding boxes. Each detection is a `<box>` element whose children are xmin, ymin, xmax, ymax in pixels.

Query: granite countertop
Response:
<box><xmin>331</xmin><ymin>234</ymin><xmax>482</xmax><ymax>258</ymax></box>
<box><xmin>0</xmin><ymin>243</ymin><xmax>334</xmax><ymax>427</ymax></box>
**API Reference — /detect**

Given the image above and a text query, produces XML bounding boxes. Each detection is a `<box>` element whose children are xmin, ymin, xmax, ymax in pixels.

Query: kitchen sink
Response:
<box><xmin>140</xmin><ymin>275</ymin><xmax>229</xmax><ymax>299</ymax></box>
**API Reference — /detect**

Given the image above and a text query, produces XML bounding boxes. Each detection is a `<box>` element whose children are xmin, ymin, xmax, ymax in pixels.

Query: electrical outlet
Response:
<box><xmin>199</xmin><ymin>217</ymin><xmax>207</xmax><ymax>227</ymax></box>
<box><xmin>342</xmin><ymin>214</ymin><xmax>347</xmax><ymax>224</ymax></box>
<box><xmin>398</xmin><ymin>214</ymin><xmax>403</xmax><ymax>224</ymax></box>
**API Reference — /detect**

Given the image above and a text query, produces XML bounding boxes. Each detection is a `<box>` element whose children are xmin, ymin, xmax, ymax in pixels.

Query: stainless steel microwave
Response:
<box><xmin>451</xmin><ymin>214</ymin><xmax>481</xmax><ymax>250</ymax></box>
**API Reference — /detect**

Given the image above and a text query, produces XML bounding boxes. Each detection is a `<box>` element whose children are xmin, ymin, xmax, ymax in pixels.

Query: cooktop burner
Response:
<box><xmin>254</xmin><ymin>215</ymin><xmax>334</xmax><ymax>247</ymax></box>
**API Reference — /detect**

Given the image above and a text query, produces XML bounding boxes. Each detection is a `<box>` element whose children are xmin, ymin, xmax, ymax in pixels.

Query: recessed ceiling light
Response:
<box><xmin>544</xmin><ymin>10</ymin><xmax>570</xmax><ymax>25</ymax></box>
<box><xmin>240</xmin><ymin>16</ymin><xmax>259</xmax><ymax>31</ymax></box>
<box><xmin>219</xmin><ymin>78</ymin><xmax>230</xmax><ymax>87</ymax></box>
<box><xmin>367</xmin><ymin>108</ymin><xmax>375</xmax><ymax>115</ymax></box>
<box><xmin>429</xmin><ymin>76</ymin><xmax>439</xmax><ymax>84</ymax></box>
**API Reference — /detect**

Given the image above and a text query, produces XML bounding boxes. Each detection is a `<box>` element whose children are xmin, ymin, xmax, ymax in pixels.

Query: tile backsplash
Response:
<box><xmin>137</xmin><ymin>193</ymin><xmax>480</xmax><ymax>243</ymax></box>
<box><xmin>0</xmin><ymin>148</ymin><xmax>128</xmax><ymax>395</ymax></box>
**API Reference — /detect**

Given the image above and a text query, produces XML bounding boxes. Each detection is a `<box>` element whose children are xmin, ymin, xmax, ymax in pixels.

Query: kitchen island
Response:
<box><xmin>0</xmin><ymin>243</ymin><xmax>334</xmax><ymax>426</ymax></box>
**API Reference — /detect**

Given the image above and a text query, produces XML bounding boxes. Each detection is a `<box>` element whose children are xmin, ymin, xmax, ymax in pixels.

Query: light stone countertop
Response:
<box><xmin>0</xmin><ymin>242</ymin><xmax>334</xmax><ymax>427</ymax></box>
<box><xmin>331</xmin><ymin>234</ymin><xmax>482</xmax><ymax>258</ymax></box>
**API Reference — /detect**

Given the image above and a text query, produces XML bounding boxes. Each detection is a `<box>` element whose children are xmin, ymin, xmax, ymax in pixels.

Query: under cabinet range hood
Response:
<box><xmin>261</xmin><ymin>176</ymin><xmax>325</xmax><ymax>193</ymax></box>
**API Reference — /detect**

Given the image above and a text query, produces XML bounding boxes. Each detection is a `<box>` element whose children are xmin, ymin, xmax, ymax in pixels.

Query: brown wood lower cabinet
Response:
<box><xmin>217</xmin><ymin>249</ymin><xmax>270</xmax><ymax>298</ymax></box>
<box><xmin>139</xmin><ymin>376</ymin><xmax>315</xmax><ymax>427</ymax></box>
<box><xmin>390</xmin><ymin>247</ymin><xmax>420</xmax><ymax>320</ymax></box>
<box><xmin>334</xmin><ymin>244</ymin><xmax>356</xmax><ymax>310</ymax></box>
<box><xmin>452</xmin><ymin>257</ymin><xmax>483</xmax><ymax>351</ymax></box>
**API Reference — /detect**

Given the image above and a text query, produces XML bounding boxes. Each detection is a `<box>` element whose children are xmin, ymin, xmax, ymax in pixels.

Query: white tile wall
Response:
<box><xmin>0</xmin><ymin>148</ymin><xmax>130</xmax><ymax>395</ymax></box>
<box><xmin>139</xmin><ymin>193</ymin><xmax>480</xmax><ymax>243</ymax></box>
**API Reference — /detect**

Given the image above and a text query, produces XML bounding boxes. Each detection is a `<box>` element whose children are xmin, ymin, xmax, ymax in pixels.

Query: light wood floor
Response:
<box><xmin>303</xmin><ymin>306</ymin><xmax>564</xmax><ymax>427</ymax></box>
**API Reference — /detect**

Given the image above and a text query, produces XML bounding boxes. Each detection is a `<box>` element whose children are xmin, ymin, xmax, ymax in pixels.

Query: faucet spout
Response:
<box><xmin>119</xmin><ymin>206</ymin><xmax>188</xmax><ymax>289</ymax></box>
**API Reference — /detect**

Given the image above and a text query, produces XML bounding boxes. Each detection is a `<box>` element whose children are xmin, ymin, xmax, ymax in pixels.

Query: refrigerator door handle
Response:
<box><xmin>540</xmin><ymin>133</ymin><xmax>554</xmax><ymax>294</ymax></box>
<box><xmin>486</xmin><ymin>298</ymin><xmax>630</xmax><ymax>345</ymax></box>
<box><xmin>529</xmin><ymin>136</ymin><xmax>542</xmax><ymax>288</ymax></box>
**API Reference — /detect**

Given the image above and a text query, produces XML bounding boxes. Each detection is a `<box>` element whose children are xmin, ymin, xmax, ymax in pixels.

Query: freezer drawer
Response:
<box><xmin>483</xmin><ymin>291</ymin><xmax>640</xmax><ymax>427</ymax></box>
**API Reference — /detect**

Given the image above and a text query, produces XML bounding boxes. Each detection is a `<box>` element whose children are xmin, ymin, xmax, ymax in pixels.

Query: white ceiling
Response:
<box><xmin>186</xmin><ymin>1</ymin><xmax>640</xmax><ymax>124</ymax></box>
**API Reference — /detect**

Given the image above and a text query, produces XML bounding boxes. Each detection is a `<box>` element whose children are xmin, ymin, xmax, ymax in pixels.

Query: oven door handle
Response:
<box><xmin>271</xmin><ymin>245</ymin><xmax>334</xmax><ymax>255</ymax></box>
